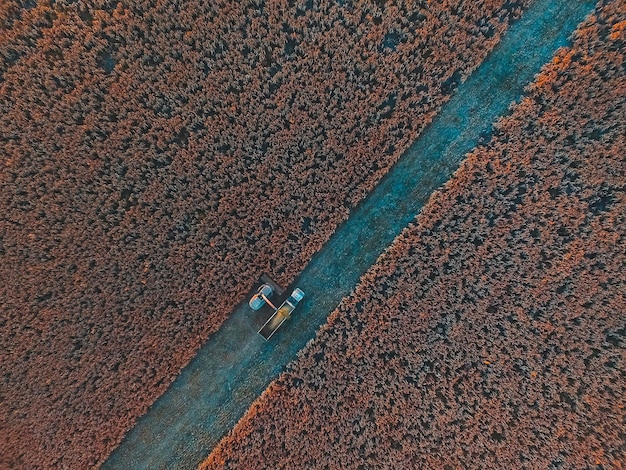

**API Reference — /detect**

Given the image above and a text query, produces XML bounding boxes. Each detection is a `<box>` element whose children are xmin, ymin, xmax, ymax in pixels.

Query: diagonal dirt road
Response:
<box><xmin>102</xmin><ymin>1</ymin><xmax>596</xmax><ymax>468</ymax></box>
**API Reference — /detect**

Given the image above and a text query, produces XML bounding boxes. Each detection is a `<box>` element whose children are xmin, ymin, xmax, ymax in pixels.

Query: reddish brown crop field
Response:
<box><xmin>202</xmin><ymin>3</ymin><xmax>626</xmax><ymax>468</ymax></box>
<box><xmin>0</xmin><ymin>0</ymin><xmax>532</xmax><ymax>468</ymax></box>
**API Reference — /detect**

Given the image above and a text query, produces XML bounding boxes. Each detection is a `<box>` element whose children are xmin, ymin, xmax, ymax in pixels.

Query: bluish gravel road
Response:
<box><xmin>102</xmin><ymin>1</ymin><xmax>596</xmax><ymax>468</ymax></box>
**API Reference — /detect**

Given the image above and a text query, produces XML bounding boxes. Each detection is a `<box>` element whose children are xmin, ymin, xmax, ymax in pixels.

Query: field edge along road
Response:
<box><xmin>102</xmin><ymin>1</ymin><xmax>597</xmax><ymax>468</ymax></box>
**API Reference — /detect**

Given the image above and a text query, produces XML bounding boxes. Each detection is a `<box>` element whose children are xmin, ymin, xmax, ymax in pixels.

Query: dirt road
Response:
<box><xmin>102</xmin><ymin>1</ymin><xmax>596</xmax><ymax>468</ymax></box>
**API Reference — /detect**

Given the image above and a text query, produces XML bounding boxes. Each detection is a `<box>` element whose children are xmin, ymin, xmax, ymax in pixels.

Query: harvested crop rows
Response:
<box><xmin>1</xmin><ymin>0</ymin><xmax>531</xmax><ymax>468</ymax></box>
<box><xmin>203</xmin><ymin>2</ymin><xmax>626</xmax><ymax>468</ymax></box>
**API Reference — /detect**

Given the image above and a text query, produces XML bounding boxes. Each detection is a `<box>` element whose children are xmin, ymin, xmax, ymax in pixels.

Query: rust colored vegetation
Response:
<box><xmin>1</xmin><ymin>0</ymin><xmax>530</xmax><ymax>468</ymax></box>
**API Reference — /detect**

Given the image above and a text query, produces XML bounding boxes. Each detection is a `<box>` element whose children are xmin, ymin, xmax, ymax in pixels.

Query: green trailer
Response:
<box><xmin>258</xmin><ymin>288</ymin><xmax>305</xmax><ymax>340</ymax></box>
